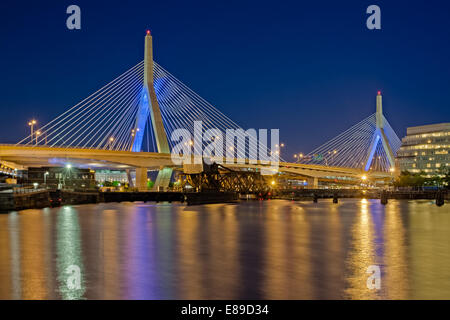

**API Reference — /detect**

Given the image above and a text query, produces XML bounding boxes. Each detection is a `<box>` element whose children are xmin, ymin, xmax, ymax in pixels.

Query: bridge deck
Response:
<box><xmin>0</xmin><ymin>144</ymin><xmax>390</xmax><ymax>179</ymax></box>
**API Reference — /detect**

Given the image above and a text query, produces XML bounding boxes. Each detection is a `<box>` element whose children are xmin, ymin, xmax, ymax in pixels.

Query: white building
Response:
<box><xmin>396</xmin><ymin>123</ymin><xmax>450</xmax><ymax>174</ymax></box>
<box><xmin>95</xmin><ymin>170</ymin><xmax>128</xmax><ymax>183</ymax></box>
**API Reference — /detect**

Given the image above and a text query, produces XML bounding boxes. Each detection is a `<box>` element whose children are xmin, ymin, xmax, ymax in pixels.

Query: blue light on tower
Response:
<box><xmin>131</xmin><ymin>87</ymin><xmax>150</xmax><ymax>152</ymax></box>
<box><xmin>365</xmin><ymin>133</ymin><xmax>380</xmax><ymax>171</ymax></box>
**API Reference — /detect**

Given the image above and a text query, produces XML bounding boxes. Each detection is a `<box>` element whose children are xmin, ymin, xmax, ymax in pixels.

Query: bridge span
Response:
<box><xmin>3</xmin><ymin>32</ymin><xmax>399</xmax><ymax>190</ymax></box>
<box><xmin>0</xmin><ymin>144</ymin><xmax>390</xmax><ymax>189</ymax></box>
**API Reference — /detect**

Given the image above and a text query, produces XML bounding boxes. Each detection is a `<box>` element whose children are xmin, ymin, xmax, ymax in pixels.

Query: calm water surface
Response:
<box><xmin>0</xmin><ymin>199</ymin><xmax>449</xmax><ymax>299</ymax></box>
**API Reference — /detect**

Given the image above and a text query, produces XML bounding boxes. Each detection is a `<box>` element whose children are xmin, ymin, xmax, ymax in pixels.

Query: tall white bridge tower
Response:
<box><xmin>365</xmin><ymin>91</ymin><xmax>395</xmax><ymax>171</ymax></box>
<box><xmin>131</xmin><ymin>31</ymin><xmax>173</xmax><ymax>190</ymax></box>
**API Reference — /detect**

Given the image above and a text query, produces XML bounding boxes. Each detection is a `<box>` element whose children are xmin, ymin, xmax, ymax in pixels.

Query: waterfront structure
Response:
<box><xmin>396</xmin><ymin>123</ymin><xmax>450</xmax><ymax>174</ymax></box>
<box><xmin>0</xmin><ymin>162</ymin><xmax>18</xmax><ymax>182</ymax></box>
<box><xmin>95</xmin><ymin>170</ymin><xmax>129</xmax><ymax>184</ymax></box>
<box><xmin>27</xmin><ymin>167</ymin><xmax>96</xmax><ymax>189</ymax></box>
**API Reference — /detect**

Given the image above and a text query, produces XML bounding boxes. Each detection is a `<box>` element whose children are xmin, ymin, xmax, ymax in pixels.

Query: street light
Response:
<box><xmin>360</xmin><ymin>175</ymin><xmax>368</xmax><ymax>189</ymax></box>
<box><xmin>35</xmin><ymin>130</ymin><xmax>41</xmax><ymax>145</ymax></box>
<box><xmin>108</xmin><ymin>137</ymin><xmax>114</xmax><ymax>149</ymax></box>
<box><xmin>275</xmin><ymin>143</ymin><xmax>284</xmax><ymax>158</ymax></box>
<box><xmin>44</xmin><ymin>171</ymin><xmax>49</xmax><ymax>187</ymax></box>
<box><xmin>28</xmin><ymin>120</ymin><xmax>36</xmax><ymax>143</ymax></box>
<box><xmin>324</xmin><ymin>150</ymin><xmax>337</xmax><ymax>166</ymax></box>
<box><xmin>389</xmin><ymin>167</ymin><xmax>396</xmax><ymax>190</ymax></box>
<box><xmin>63</xmin><ymin>164</ymin><xmax>72</xmax><ymax>188</ymax></box>
<box><xmin>294</xmin><ymin>153</ymin><xmax>303</xmax><ymax>162</ymax></box>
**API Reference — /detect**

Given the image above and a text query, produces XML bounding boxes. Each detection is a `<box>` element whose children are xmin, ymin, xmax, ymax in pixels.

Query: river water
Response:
<box><xmin>0</xmin><ymin>199</ymin><xmax>449</xmax><ymax>300</ymax></box>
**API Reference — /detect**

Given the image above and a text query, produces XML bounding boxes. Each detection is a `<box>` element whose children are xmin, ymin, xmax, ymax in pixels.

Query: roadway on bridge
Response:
<box><xmin>0</xmin><ymin>144</ymin><xmax>389</xmax><ymax>180</ymax></box>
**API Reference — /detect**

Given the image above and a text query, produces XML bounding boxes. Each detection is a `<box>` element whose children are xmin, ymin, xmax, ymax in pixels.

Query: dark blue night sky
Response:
<box><xmin>0</xmin><ymin>0</ymin><xmax>449</xmax><ymax>158</ymax></box>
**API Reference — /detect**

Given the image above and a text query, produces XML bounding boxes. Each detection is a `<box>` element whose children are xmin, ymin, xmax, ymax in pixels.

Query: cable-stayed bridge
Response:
<box><xmin>300</xmin><ymin>94</ymin><xmax>401</xmax><ymax>172</ymax></box>
<box><xmin>0</xmin><ymin>32</ymin><xmax>401</xmax><ymax>190</ymax></box>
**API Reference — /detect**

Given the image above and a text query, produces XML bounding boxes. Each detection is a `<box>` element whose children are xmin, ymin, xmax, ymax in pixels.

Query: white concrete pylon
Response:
<box><xmin>130</xmin><ymin>31</ymin><xmax>173</xmax><ymax>189</ymax></box>
<box><xmin>365</xmin><ymin>91</ymin><xmax>395</xmax><ymax>171</ymax></box>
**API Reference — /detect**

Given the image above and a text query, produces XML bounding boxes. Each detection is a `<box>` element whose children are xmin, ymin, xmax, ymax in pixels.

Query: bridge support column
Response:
<box><xmin>126</xmin><ymin>169</ymin><xmax>134</xmax><ymax>188</ymax></box>
<box><xmin>154</xmin><ymin>167</ymin><xmax>173</xmax><ymax>191</ymax></box>
<box><xmin>135</xmin><ymin>167</ymin><xmax>148</xmax><ymax>192</ymax></box>
<box><xmin>307</xmin><ymin>177</ymin><xmax>319</xmax><ymax>189</ymax></box>
<box><xmin>131</xmin><ymin>31</ymin><xmax>171</xmax><ymax>155</ymax></box>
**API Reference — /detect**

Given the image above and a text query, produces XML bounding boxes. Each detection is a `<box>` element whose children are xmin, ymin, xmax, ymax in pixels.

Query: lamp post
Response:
<box><xmin>274</xmin><ymin>143</ymin><xmax>285</xmax><ymax>158</ymax></box>
<box><xmin>361</xmin><ymin>175</ymin><xmax>368</xmax><ymax>188</ymax></box>
<box><xmin>389</xmin><ymin>167</ymin><xmax>395</xmax><ymax>190</ymax></box>
<box><xmin>324</xmin><ymin>150</ymin><xmax>337</xmax><ymax>166</ymax></box>
<box><xmin>108</xmin><ymin>137</ymin><xmax>114</xmax><ymax>150</ymax></box>
<box><xmin>35</xmin><ymin>130</ymin><xmax>41</xmax><ymax>145</ymax></box>
<box><xmin>64</xmin><ymin>164</ymin><xmax>72</xmax><ymax>188</ymax></box>
<box><xmin>44</xmin><ymin>171</ymin><xmax>49</xmax><ymax>187</ymax></box>
<box><xmin>28</xmin><ymin>120</ymin><xmax>36</xmax><ymax>144</ymax></box>
<box><xmin>293</xmin><ymin>153</ymin><xmax>304</xmax><ymax>163</ymax></box>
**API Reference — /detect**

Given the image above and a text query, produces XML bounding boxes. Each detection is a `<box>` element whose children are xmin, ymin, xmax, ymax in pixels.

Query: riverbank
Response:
<box><xmin>1</xmin><ymin>188</ymin><xmax>448</xmax><ymax>212</ymax></box>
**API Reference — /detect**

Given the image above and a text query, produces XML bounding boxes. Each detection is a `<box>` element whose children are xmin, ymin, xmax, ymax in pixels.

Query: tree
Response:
<box><xmin>439</xmin><ymin>167</ymin><xmax>450</xmax><ymax>189</ymax></box>
<box><xmin>394</xmin><ymin>170</ymin><xmax>425</xmax><ymax>188</ymax></box>
<box><xmin>394</xmin><ymin>168</ymin><xmax>450</xmax><ymax>189</ymax></box>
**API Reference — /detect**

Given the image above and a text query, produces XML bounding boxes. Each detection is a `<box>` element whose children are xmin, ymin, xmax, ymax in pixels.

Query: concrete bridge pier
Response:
<box><xmin>307</xmin><ymin>177</ymin><xmax>319</xmax><ymax>188</ymax></box>
<box><xmin>154</xmin><ymin>167</ymin><xmax>172</xmax><ymax>191</ymax></box>
<box><xmin>126</xmin><ymin>169</ymin><xmax>134</xmax><ymax>188</ymax></box>
<box><xmin>135</xmin><ymin>167</ymin><xmax>148</xmax><ymax>191</ymax></box>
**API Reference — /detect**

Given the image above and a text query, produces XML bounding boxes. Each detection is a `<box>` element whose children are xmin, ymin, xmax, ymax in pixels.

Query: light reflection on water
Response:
<box><xmin>0</xmin><ymin>199</ymin><xmax>448</xmax><ymax>300</ymax></box>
